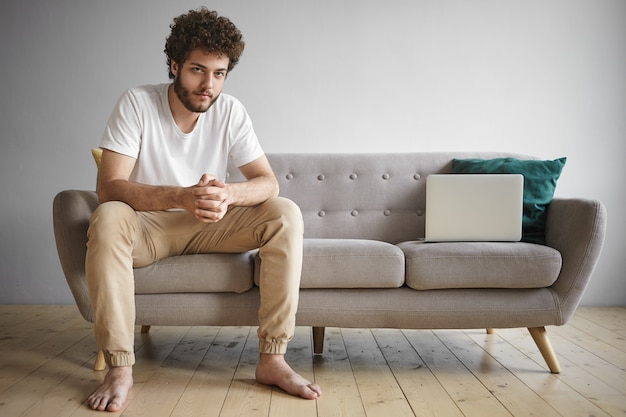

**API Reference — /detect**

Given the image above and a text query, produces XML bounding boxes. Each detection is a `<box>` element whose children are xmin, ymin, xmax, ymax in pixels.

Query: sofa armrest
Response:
<box><xmin>544</xmin><ymin>198</ymin><xmax>607</xmax><ymax>323</ymax></box>
<box><xmin>53</xmin><ymin>190</ymin><xmax>99</xmax><ymax>322</ymax></box>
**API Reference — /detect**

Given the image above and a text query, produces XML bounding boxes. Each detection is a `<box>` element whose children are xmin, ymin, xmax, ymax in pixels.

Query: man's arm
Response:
<box><xmin>96</xmin><ymin>149</ymin><xmax>196</xmax><ymax>212</ymax></box>
<box><xmin>97</xmin><ymin>149</ymin><xmax>279</xmax><ymax>222</ymax></box>
<box><xmin>224</xmin><ymin>155</ymin><xmax>279</xmax><ymax>206</ymax></box>
<box><xmin>192</xmin><ymin>154</ymin><xmax>279</xmax><ymax>222</ymax></box>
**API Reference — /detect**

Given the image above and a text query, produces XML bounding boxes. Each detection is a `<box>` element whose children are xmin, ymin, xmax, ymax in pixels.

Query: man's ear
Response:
<box><xmin>171</xmin><ymin>61</ymin><xmax>179</xmax><ymax>77</ymax></box>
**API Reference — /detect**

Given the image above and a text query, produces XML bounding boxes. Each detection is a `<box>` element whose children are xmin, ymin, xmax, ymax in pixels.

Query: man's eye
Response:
<box><xmin>215</xmin><ymin>72</ymin><xmax>225</xmax><ymax>78</ymax></box>
<box><xmin>192</xmin><ymin>67</ymin><xmax>203</xmax><ymax>73</ymax></box>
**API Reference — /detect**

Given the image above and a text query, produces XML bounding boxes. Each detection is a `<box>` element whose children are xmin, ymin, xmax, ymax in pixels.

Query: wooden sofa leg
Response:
<box><xmin>528</xmin><ymin>327</ymin><xmax>561</xmax><ymax>374</ymax></box>
<box><xmin>141</xmin><ymin>325</ymin><xmax>151</xmax><ymax>334</ymax></box>
<box><xmin>94</xmin><ymin>349</ymin><xmax>106</xmax><ymax>371</ymax></box>
<box><xmin>486</xmin><ymin>328</ymin><xmax>494</xmax><ymax>334</ymax></box>
<box><xmin>312</xmin><ymin>327</ymin><xmax>325</xmax><ymax>354</ymax></box>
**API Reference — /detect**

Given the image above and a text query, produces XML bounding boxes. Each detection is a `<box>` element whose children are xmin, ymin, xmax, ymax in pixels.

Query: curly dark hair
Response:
<box><xmin>164</xmin><ymin>8</ymin><xmax>245</xmax><ymax>79</ymax></box>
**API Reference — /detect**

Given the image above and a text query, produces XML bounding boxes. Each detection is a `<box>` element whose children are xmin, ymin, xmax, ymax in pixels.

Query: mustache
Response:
<box><xmin>194</xmin><ymin>90</ymin><xmax>213</xmax><ymax>96</ymax></box>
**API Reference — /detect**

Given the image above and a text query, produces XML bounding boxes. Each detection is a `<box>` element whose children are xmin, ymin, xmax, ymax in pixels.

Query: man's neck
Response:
<box><xmin>167</xmin><ymin>84</ymin><xmax>200</xmax><ymax>134</ymax></box>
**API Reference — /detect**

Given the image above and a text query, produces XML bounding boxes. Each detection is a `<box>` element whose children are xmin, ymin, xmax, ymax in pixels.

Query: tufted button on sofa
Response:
<box><xmin>53</xmin><ymin>152</ymin><xmax>606</xmax><ymax>373</ymax></box>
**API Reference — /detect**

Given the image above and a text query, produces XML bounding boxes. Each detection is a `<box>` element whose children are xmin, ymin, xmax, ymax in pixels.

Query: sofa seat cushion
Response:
<box><xmin>398</xmin><ymin>241</ymin><xmax>562</xmax><ymax>290</ymax></box>
<box><xmin>134</xmin><ymin>252</ymin><xmax>256</xmax><ymax>294</ymax></box>
<box><xmin>254</xmin><ymin>238</ymin><xmax>405</xmax><ymax>289</ymax></box>
<box><xmin>304</xmin><ymin>238</ymin><xmax>405</xmax><ymax>288</ymax></box>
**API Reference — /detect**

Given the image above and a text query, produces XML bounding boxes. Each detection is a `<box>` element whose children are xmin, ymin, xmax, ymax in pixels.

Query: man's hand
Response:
<box><xmin>190</xmin><ymin>174</ymin><xmax>229</xmax><ymax>222</ymax></box>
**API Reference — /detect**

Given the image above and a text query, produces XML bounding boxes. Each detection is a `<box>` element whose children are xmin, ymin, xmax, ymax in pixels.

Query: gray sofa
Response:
<box><xmin>53</xmin><ymin>152</ymin><xmax>607</xmax><ymax>373</ymax></box>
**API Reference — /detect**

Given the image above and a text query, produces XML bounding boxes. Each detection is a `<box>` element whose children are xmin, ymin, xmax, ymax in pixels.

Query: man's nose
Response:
<box><xmin>201</xmin><ymin>74</ymin><xmax>213</xmax><ymax>90</ymax></box>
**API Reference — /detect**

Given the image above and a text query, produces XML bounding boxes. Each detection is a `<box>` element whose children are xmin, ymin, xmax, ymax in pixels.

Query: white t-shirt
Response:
<box><xmin>99</xmin><ymin>83</ymin><xmax>264</xmax><ymax>187</ymax></box>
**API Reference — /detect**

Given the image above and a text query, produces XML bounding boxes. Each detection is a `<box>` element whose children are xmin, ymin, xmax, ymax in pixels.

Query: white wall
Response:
<box><xmin>1</xmin><ymin>0</ymin><xmax>624</xmax><ymax>305</ymax></box>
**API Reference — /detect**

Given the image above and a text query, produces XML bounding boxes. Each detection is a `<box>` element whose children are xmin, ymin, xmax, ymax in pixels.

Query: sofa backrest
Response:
<box><xmin>229</xmin><ymin>152</ymin><xmax>532</xmax><ymax>243</ymax></box>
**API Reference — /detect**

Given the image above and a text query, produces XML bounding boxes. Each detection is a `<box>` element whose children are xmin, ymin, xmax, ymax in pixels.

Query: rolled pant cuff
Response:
<box><xmin>258</xmin><ymin>339</ymin><xmax>288</xmax><ymax>355</ymax></box>
<box><xmin>104</xmin><ymin>351</ymin><xmax>136</xmax><ymax>368</ymax></box>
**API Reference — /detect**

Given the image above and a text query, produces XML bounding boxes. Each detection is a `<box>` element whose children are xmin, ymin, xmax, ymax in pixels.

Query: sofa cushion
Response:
<box><xmin>134</xmin><ymin>252</ymin><xmax>256</xmax><ymax>294</ymax></box>
<box><xmin>92</xmin><ymin>147</ymin><xmax>103</xmax><ymax>168</ymax></box>
<box><xmin>452</xmin><ymin>157</ymin><xmax>566</xmax><ymax>244</ymax></box>
<box><xmin>255</xmin><ymin>238</ymin><xmax>405</xmax><ymax>289</ymax></box>
<box><xmin>398</xmin><ymin>241</ymin><xmax>562</xmax><ymax>290</ymax></box>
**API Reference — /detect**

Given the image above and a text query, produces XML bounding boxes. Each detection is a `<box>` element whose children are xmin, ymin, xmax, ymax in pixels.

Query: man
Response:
<box><xmin>85</xmin><ymin>8</ymin><xmax>321</xmax><ymax>412</ymax></box>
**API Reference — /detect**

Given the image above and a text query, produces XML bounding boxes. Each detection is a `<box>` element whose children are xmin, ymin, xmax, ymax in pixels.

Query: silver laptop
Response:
<box><xmin>425</xmin><ymin>174</ymin><xmax>524</xmax><ymax>242</ymax></box>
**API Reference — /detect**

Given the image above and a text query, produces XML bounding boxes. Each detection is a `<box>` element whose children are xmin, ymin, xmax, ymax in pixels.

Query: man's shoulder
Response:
<box><xmin>125</xmin><ymin>83</ymin><xmax>169</xmax><ymax>100</ymax></box>
<box><xmin>215</xmin><ymin>92</ymin><xmax>240</xmax><ymax>105</ymax></box>
<box><xmin>112</xmin><ymin>84</ymin><xmax>169</xmax><ymax>115</ymax></box>
<box><xmin>213</xmin><ymin>93</ymin><xmax>247</xmax><ymax>114</ymax></box>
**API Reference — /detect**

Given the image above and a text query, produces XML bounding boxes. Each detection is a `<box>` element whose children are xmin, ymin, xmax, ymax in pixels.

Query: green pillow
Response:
<box><xmin>452</xmin><ymin>157</ymin><xmax>566</xmax><ymax>244</ymax></box>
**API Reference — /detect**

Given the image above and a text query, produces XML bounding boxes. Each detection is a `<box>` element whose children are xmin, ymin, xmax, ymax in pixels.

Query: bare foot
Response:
<box><xmin>255</xmin><ymin>354</ymin><xmax>322</xmax><ymax>399</ymax></box>
<box><xmin>87</xmin><ymin>366</ymin><xmax>133</xmax><ymax>412</ymax></box>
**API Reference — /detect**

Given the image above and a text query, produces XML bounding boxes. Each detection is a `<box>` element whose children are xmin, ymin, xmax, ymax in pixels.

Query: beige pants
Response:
<box><xmin>85</xmin><ymin>197</ymin><xmax>303</xmax><ymax>367</ymax></box>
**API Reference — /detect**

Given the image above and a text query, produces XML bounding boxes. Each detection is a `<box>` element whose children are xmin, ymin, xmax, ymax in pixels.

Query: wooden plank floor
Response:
<box><xmin>0</xmin><ymin>305</ymin><xmax>624</xmax><ymax>416</ymax></box>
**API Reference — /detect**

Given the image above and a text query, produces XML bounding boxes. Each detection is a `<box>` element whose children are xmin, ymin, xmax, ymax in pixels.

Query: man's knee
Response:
<box><xmin>88</xmin><ymin>201</ymin><xmax>138</xmax><ymax>242</ymax></box>
<box><xmin>261</xmin><ymin>197</ymin><xmax>304</xmax><ymax>234</ymax></box>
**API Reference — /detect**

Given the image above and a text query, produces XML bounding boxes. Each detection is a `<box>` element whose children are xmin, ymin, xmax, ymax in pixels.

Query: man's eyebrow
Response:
<box><xmin>189</xmin><ymin>62</ymin><xmax>228</xmax><ymax>72</ymax></box>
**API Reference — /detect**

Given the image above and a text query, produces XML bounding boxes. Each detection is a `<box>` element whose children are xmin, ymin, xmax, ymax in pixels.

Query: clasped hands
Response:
<box><xmin>188</xmin><ymin>173</ymin><xmax>229</xmax><ymax>223</ymax></box>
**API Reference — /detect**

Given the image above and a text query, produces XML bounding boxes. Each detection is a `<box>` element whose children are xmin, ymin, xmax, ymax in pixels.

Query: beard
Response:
<box><xmin>173</xmin><ymin>75</ymin><xmax>218</xmax><ymax>113</ymax></box>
